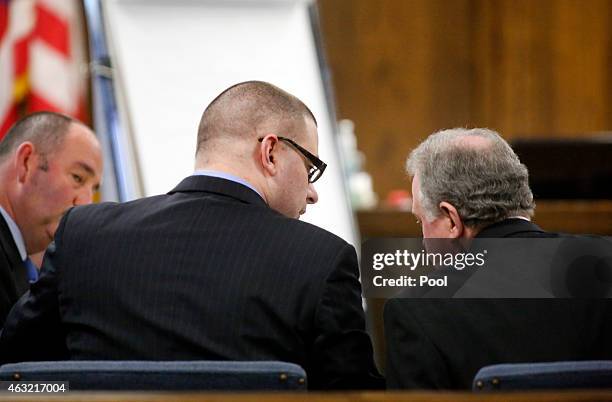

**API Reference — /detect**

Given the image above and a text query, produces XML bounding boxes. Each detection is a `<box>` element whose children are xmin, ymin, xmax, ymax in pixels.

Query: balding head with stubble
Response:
<box><xmin>194</xmin><ymin>81</ymin><xmax>320</xmax><ymax>218</ymax></box>
<box><xmin>195</xmin><ymin>81</ymin><xmax>316</xmax><ymax>167</ymax></box>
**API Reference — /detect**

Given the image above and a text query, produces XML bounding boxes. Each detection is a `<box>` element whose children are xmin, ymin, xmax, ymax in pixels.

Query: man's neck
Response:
<box><xmin>0</xmin><ymin>181</ymin><xmax>16</xmax><ymax>225</ymax></box>
<box><xmin>195</xmin><ymin>155</ymin><xmax>274</xmax><ymax>201</ymax></box>
<box><xmin>0</xmin><ymin>204</ymin><xmax>27</xmax><ymax>260</ymax></box>
<box><xmin>193</xmin><ymin>166</ymin><xmax>267</xmax><ymax>202</ymax></box>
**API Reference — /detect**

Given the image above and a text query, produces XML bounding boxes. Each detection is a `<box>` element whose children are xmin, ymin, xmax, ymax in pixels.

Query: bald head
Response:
<box><xmin>0</xmin><ymin>111</ymin><xmax>92</xmax><ymax>164</ymax></box>
<box><xmin>450</xmin><ymin>133</ymin><xmax>493</xmax><ymax>150</ymax></box>
<box><xmin>0</xmin><ymin>111</ymin><xmax>102</xmax><ymax>254</ymax></box>
<box><xmin>196</xmin><ymin>81</ymin><xmax>316</xmax><ymax>157</ymax></box>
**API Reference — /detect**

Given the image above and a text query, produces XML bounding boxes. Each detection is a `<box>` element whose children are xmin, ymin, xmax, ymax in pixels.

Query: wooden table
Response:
<box><xmin>1</xmin><ymin>391</ymin><xmax>612</xmax><ymax>402</ymax></box>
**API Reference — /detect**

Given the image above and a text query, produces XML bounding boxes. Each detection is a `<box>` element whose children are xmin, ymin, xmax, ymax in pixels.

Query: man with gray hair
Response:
<box><xmin>406</xmin><ymin>127</ymin><xmax>536</xmax><ymax>239</ymax></box>
<box><xmin>384</xmin><ymin>128</ymin><xmax>612</xmax><ymax>389</ymax></box>
<box><xmin>0</xmin><ymin>112</ymin><xmax>103</xmax><ymax>327</ymax></box>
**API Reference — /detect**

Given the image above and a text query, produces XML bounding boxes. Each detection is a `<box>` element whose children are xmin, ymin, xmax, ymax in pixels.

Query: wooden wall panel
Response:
<box><xmin>318</xmin><ymin>0</ymin><xmax>473</xmax><ymax>197</ymax></box>
<box><xmin>551</xmin><ymin>0</ymin><xmax>612</xmax><ymax>134</ymax></box>
<box><xmin>318</xmin><ymin>0</ymin><xmax>612</xmax><ymax>198</ymax></box>
<box><xmin>472</xmin><ymin>0</ymin><xmax>612</xmax><ymax>137</ymax></box>
<box><xmin>471</xmin><ymin>0</ymin><xmax>557</xmax><ymax>134</ymax></box>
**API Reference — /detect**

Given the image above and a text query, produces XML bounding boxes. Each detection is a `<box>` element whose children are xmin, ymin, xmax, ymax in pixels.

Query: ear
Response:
<box><xmin>14</xmin><ymin>142</ymin><xmax>36</xmax><ymax>183</ymax></box>
<box><xmin>439</xmin><ymin>201</ymin><xmax>464</xmax><ymax>238</ymax></box>
<box><xmin>258</xmin><ymin>135</ymin><xmax>279</xmax><ymax>178</ymax></box>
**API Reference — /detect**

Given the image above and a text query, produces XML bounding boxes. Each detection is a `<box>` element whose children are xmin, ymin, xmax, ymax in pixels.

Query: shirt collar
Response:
<box><xmin>509</xmin><ymin>215</ymin><xmax>531</xmax><ymax>221</ymax></box>
<box><xmin>0</xmin><ymin>205</ymin><xmax>27</xmax><ymax>260</ymax></box>
<box><xmin>193</xmin><ymin>170</ymin><xmax>263</xmax><ymax>199</ymax></box>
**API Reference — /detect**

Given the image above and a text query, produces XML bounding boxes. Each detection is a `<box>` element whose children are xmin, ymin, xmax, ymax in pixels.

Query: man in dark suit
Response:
<box><xmin>0</xmin><ymin>81</ymin><xmax>382</xmax><ymax>390</ymax></box>
<box><xmin>384</xmin><ymin>128</ymin><xmax>612</xmax><ymax>389</ymax></box>
<box><xmin>0</xmin><ymin>112</ymin><xmax>102</xmax><ymax>327</ymax></box>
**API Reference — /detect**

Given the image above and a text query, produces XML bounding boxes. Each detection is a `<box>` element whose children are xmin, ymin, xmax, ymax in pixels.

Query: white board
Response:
<box><xmin>102</xmin><ymin>0</ymin><xmax>358</xmax><ymax>247</ymax></box>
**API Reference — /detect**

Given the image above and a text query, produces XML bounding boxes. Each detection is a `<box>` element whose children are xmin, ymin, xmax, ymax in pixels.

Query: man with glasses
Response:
<box><xmin>1</xmin><ymin>81</ymin><xmax>383</xmax><ymax>390</ymax></box>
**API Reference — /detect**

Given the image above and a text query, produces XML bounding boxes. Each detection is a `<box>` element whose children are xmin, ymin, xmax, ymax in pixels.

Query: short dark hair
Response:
<box><xmin>0</xmin><ymin>111</ymin><xmax>76</xmax><ymax>162</ymax></box>
<box><xmin>196</xmin><ymin>81</ymin><xmax>317</xmax><ymax>155</ymax></box>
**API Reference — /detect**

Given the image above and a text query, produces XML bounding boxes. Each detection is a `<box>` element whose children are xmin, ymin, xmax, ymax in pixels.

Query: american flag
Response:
<box><xmin>0</xmin><ymin>0</ymin><xmax>87</xmax><ymax>138</ymax></box>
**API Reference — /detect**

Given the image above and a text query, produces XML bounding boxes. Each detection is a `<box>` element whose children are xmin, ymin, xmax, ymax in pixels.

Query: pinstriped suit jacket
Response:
<box><xmin>0</xmin><ymin>175</ymin><xmax>383</xmax><ymax>389</ymax></box>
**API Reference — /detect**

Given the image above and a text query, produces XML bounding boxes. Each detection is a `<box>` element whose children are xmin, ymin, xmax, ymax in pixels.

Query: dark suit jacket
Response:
<box><xmin>384</xmin><ymin>219</ymin><xmax>612</xmax><ymax>389</ymax></box>
<box><xmin>0</xmin><ymin>176</ymin><xmax>382</xmax><ymax>390</ymax></box>
<box><xmin>0</xmin><ymin>214</ymin><xmax>28</xmax><ymax>328</ymax></box>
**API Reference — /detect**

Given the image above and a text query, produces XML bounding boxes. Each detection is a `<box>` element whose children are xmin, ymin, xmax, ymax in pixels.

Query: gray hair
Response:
<box><xmin>406</xmin><ymin>128</ymin><xmax>535</xmax><ymax>228</ymax></box>
<box><xmin>0</xmin><ymin>111</ymin><xmax>76</xmax><ymax>167</ymax></box>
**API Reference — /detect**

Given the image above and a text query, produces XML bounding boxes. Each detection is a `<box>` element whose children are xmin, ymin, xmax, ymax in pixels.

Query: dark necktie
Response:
<box><xmin>23</xmin><ymin>257</ymin><xmax>39</xmax><ymax>283</ymax></box>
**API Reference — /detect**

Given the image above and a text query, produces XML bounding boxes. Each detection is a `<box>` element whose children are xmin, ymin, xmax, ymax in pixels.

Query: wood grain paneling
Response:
<box><xmin>318</xmin><ymin>0</ymin><xmax>473</xmax><ymax>197</ymax></box>
<box><xmin>318</xmin><ymin>0</ymin><xmax>612</xmax><ymax>198</ymax></box>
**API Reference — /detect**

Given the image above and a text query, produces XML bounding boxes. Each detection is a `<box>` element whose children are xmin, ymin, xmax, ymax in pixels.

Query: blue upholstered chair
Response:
<box><xmin>473</xmin><ymin>361</ymin><xmax>612</xmax><ymax>391</ymax></box>
<box><xmin>0</xmin><ymin>361</ymin><xmax>307</xmax><ymax>391</ymax></box>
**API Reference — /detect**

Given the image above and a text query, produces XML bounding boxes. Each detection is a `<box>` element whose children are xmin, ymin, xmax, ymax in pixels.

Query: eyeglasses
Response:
<box><xmin>258</xmin><ymin>136</ymin><xmax>327</xmax><ymax>183</ymax></box>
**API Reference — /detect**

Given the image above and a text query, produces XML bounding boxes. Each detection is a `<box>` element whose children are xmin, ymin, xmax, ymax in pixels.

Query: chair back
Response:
<box><xmin>473</xmin><ymin>361</ymin><xmax>612</xmax><ymax>391</ymax></box>
<box><xmin>0</xmin><ymin>360</ymin><xmax>307</xmax><ymax>390</ymax></box>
